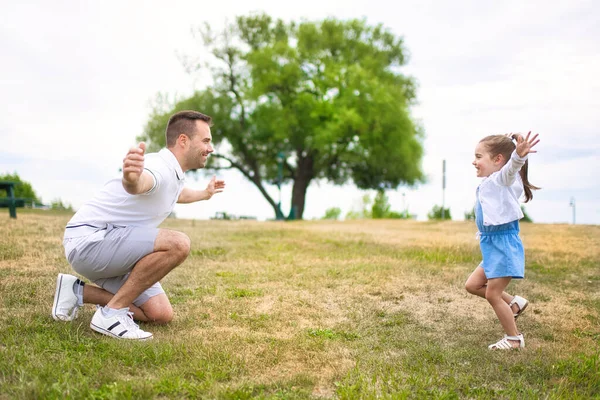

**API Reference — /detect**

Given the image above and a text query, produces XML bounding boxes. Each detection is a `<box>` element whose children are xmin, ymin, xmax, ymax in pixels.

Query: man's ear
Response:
<box><xmin>177</xmin><ymin>134</ymin><xmax>188</xmax><ymax>147</ymax></box>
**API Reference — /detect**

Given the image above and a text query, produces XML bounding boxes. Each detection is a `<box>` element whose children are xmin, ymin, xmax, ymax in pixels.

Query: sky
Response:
<box><xmin>2</xmin><ymin>0</ymin><xmax>599</xmax><ymax>224</ymax></box>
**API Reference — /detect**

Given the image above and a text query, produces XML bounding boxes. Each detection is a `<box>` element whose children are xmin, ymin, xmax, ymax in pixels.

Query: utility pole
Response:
<box><xmin>441</xmin><ymin>160</ymin><xmax>446</xmax><ymax>219</ymax></box>
<box><xmin>569</xmin><ymin>197</ymin><xmax>576</xmax><ymax>224</ymax></box>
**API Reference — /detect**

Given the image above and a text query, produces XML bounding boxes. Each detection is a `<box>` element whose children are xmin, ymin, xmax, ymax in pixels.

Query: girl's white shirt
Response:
<box><xmin>477</xmin><ymin>150</ymin><xmax>528</xmax><ymax>226</ymax></box>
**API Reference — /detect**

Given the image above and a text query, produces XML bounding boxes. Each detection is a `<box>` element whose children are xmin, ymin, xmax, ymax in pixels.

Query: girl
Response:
<box><xmin>465</xmin><ymin>131</ymin><xmax>540</xmax><ymax>350</ymax></box>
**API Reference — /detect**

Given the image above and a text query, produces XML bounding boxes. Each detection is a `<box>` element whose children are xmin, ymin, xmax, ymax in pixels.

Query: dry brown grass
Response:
<box><xmin>1</xmin><ymin>211</ymin><xmax>599</xmax><ymax>398</ymax></box>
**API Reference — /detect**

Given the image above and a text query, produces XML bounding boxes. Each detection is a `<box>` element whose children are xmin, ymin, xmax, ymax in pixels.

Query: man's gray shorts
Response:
<box><xmin>63</xmin><ymin>224</ymin><xmax>164</xmax><ymax>307</ymax></box>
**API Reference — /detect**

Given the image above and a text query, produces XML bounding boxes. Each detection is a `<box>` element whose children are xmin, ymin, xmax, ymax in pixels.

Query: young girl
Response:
<box><xmin>465</xmin><ymin>131</ymin><xmax>540</xmax><ymax>350</ymax></box>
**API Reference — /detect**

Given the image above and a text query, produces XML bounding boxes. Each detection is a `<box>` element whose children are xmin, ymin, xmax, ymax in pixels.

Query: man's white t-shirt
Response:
<box><xmin>65</xmin><ymin>149</ymin><xmax>185</xmax><ymax>237</ymax></box>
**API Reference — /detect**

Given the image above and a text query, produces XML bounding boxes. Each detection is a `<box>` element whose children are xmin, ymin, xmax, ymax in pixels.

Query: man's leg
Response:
<box><xmin>85</xmin><ymin>229</ymin><xmax>190</xmax><ymax>340</ymax></box>
<box><xmin>53</xmin><ymin>275</ymin><xmax>173</xmax><ymax>323</ymax></box>
<box><xmin>55</xmin><ymin>227</ymin><xmax>188</xmax><ymax>331</ymax></box>
<box><xmin>104</xmin><ymin>229</ymin><xmax>190</xmax><ymax>311</ymax></box>
<box><xmin>82</xmin><ymin>286</ymin><xmax>173</xmax><ymax>323</ymax></box>
<box><xmin>88</xmin><ymin>229</ymin><xmax>189</xmax><ymax>339</ymax></box>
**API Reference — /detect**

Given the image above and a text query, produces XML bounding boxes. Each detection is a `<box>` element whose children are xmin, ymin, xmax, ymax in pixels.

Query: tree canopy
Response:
<box><xmin>139</xmin><ymin>14</ymin><xmax>425</xmax><ymax>219</ymax></box>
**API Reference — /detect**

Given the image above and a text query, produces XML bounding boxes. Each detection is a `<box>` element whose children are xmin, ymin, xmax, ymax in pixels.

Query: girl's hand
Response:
<box><xmin>515</xmin><ymin>131</ymin><xmax>540</xmax><ymax>158</ymax></box>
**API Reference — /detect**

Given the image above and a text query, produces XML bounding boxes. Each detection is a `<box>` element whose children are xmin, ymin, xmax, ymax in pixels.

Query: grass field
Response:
<box><xmin>1</xmin><ymin>211</ymin><xmax>599</xmax><ymax>399</ymax></box>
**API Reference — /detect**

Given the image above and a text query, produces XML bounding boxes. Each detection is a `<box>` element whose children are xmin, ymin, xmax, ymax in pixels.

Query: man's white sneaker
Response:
<box><xmin>52</xmin><ymin>273</ymin><xmax>80</xmax><ymax>321</ymax></box>
<box><xmin>90</xmin><ymin>307</ymin><xmax>153</xmax><ymax>340</ymax></box>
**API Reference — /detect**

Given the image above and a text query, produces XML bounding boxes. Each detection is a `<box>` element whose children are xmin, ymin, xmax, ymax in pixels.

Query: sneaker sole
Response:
<box><xmin>90</xmin><ymin>322</ymin><xmax>153</xmax><ymax>341</ymax></box>
<box><xmin>52</xmin><ymin>274</ymin><xmax>70</xmax><ymax>321</ymax></box>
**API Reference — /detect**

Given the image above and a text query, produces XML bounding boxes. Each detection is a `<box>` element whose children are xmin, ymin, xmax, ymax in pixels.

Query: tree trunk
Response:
<box><xmin>212</xmin><ymin>154</ymin><xmax>282</xmax><ymax>220</ymax></box>
<box><xmin>289</xmin><ymin>154</ymin><xmax>314</xmax><ymax>220</ymax></box>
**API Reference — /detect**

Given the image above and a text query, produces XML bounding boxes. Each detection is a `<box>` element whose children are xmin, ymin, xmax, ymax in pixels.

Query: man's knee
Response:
<box><xmin>156</xmin><ymin>230</ymin><xmax>191</xmax><ymax>262</ymax></box>
<box><xmin>142</xmin><ymin>297</ymin><xmax>174</xmax><ymax>324</ymax></box>
<box><xmin>171</xmin><ymin>232</ymin><xmax>191</xmax><ymax>262</ymax></box>
<box><xmin>149</xmin><ymin>307</ymin><xmax>174</xmax><ymax>324</ymax></box>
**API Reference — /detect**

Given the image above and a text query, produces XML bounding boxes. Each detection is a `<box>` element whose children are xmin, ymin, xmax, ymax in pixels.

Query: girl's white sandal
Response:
<box><xmin>488</xmin><ymin>334</ymin><xmax>525</xmax><ymax>350</ymax></box>
<box><xmin>510</xmin><ymin>295</ymin><xmax>529</xmax><ymax>319</ymax></box>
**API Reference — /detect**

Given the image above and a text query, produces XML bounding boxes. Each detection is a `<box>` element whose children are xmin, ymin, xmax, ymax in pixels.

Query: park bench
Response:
<box><xmin>0</xmin><ymin>181</ymin><xmax>27</xmax><ymax>219</ymax></box>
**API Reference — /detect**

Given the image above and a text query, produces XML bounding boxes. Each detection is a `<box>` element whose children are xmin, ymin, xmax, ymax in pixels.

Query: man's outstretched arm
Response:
<box><xmin>177</xmin><ymin>176</ymin><xmax>225</xmax><ymax>203</ymax></box>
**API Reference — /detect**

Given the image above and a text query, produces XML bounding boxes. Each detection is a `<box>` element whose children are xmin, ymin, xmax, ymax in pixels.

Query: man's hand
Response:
<box><xmin>514</xmin><ymin>131</ymin><xmax>540</xmax><ymax>158</ymax></box>
<box><xmin>205</xmin><ymin>176</ymin><xmax>226</xmax><ymax>199</ymax></box>
<box><xmin>122</xmin><ymin>142</ymin><xmax>147</xmax><ymax>194</ymax></box>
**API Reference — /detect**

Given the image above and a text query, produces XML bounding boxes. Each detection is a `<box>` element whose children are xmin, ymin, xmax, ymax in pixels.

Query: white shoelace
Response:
<box><xmin>118</xmin><ymin>311</ymin><xmax>140</xmax><ymax>330</ymax></box>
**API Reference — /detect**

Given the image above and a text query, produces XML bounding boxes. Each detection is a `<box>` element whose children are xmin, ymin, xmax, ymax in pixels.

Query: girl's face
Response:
<box><xmin>473</xmin><ymin>142</ymin><xmax>503</xmax><ymax>177</ymax></box>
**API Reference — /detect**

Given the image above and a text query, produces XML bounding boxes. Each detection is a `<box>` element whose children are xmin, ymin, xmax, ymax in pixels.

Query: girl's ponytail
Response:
<box><xmin>511</xmin><ymin>134</ymin><xmax>540</xmax><ymax>202</ymax></box>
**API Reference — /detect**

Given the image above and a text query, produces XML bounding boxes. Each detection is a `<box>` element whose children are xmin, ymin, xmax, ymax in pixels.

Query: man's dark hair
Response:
<box><xmin>165</xmin><ymin>110</ymin><xmax>212</xmax><ymax>147</ymax></box>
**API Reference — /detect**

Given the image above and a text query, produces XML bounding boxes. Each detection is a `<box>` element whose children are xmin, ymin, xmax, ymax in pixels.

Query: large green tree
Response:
<box><xmin>140</xmin><ymin>14</ymin><xmax>425</xmax><ymax>219</ymax></box>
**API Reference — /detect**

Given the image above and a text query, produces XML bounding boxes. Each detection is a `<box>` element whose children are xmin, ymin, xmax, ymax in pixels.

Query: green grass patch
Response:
<box><xmin>226</xmin><ymin>287</ymin><xmax>264</xmax><ymax>298</ymax></box>
<box><xmin>191</xmin><ymin>246</ymin><xmax>228</xmax><ymax>258</ymax></box>
<box><xmin>1</xmin><ymin>215</ymin><xmax>598</xmax><ymax>398</ymax></box>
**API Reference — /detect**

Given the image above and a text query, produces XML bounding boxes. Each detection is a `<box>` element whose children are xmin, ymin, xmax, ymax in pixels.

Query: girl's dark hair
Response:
<box><xmin>479</xmin><ymin>134</ymin><xmax>540</xmax><ymax>202</ymax></box>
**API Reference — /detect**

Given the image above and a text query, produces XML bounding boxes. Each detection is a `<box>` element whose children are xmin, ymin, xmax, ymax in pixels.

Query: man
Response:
<box><xmin>52</xmin><ymin>110</ymin><xmax>225</xmax><ymax>340</ymax></box>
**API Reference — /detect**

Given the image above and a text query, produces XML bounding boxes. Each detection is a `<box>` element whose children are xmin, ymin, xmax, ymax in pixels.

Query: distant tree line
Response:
<box><xmin>322</xmin><ymin>191</ymin><xmax>533</xmax><ymax>222</ymax></box>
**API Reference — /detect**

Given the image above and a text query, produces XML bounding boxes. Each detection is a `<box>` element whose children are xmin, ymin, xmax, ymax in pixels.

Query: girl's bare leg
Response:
<box><xmin>486</xmin><ymin>277</ymin><xmax>521</xmax><ymax>347</ymax></box>
<box><xmin>465</xmin><ymin>265</ymin><xmax>520</xmax><ymax>313</ymax></box>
